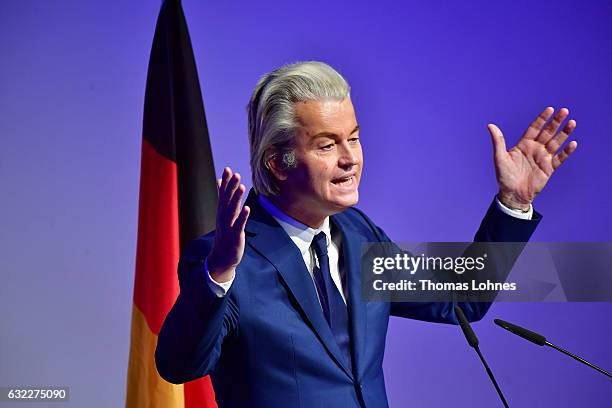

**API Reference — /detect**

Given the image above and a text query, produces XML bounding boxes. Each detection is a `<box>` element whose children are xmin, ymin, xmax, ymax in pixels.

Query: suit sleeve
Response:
<box><xmin>155</xmin><ymin>237</ymin><xmax>239</xmax><ymax>384</ymax></box>
<box><xmin>356</xmin><ymin>197</ymin><xmax>541</xmax><ymax>323</ymax></box>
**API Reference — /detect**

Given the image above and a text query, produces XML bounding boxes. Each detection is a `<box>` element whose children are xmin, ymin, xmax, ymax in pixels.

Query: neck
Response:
<box><xmin>266</xmin><ymin>193</ymin><xmax>326</xmax><ymax>229</ymax></box>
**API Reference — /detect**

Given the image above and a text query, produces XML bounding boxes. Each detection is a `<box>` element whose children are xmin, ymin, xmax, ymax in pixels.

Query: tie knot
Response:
<box><xmin>311</xmin><ymin>232</ymin><xmax>328</xmax><ymax>258</ymax></box>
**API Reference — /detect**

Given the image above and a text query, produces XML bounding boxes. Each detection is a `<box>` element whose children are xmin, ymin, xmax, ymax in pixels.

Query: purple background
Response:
<box><xmin>1</xmin><ymin>0</ymin><xmax>611</xmax><ymax>406</ymax></box>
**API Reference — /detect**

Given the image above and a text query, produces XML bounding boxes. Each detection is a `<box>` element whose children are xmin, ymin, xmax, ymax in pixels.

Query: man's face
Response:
<box><xmin>280</xmin><ymin>98</ymin><xmax>363</xmax><ymax>220</ymax></box>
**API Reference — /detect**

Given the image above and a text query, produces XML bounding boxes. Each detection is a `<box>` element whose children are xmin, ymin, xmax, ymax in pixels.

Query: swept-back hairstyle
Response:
<box><xmin>247</xmin><ymin>61</ymin><xmax>351</xmax><ymax>196</ymax></box>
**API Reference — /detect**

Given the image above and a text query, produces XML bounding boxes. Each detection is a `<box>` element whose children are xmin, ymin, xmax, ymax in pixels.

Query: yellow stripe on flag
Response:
<box><xmin>126</xmin><ymin>305</ymin><xmax>184</xmax><ymax>408</ymax></box>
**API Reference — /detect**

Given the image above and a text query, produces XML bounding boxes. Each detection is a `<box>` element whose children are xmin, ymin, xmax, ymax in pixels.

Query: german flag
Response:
<box><xmin>126</xmin><ymin>0</ymin><xmax>217</xmax><ymax>406</ymax></box>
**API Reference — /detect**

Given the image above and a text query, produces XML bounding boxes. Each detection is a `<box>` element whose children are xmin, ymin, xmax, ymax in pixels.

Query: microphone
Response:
<box><xmin>455</xmin><ymin>306</ymin><xmax>510</xmax><ymax>408</ymax></box>
<box><xmin>494</xmin><ymin>319</ymin><xmax>612</xmax><ymax>379</ymax></box>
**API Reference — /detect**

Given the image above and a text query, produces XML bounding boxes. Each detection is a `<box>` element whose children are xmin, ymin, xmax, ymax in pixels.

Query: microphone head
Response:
<box><xmin>455</xmin><ymin>305</ymin><xmax>479</xmax><ymax>348</ymax></box>
<box><xmin>494</xmin><ymin>319</ymin><xmax>547</xmax><ymax>346</ymax></box>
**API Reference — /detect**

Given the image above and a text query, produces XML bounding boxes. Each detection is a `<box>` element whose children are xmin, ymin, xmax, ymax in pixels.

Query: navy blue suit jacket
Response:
<box><xmin>156</xmin><ymin>190</ymin><xmax>541</xmax><ymax>407</ymax></box>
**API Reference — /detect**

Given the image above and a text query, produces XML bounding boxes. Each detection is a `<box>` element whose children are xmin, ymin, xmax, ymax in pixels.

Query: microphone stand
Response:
<box><xmin>546</xmin><ymin>341</ymin><xmax>612</xmax><ymax>378</ymax></box>
<box><xmin>455</xmin><ymin>306</ymin><xmax>510</xmax><ymax>408</ymax></box>
<box><xmin>494</xmin><ymin>319</ymin><xmax>612</xmax><ymax>379</ymax></box>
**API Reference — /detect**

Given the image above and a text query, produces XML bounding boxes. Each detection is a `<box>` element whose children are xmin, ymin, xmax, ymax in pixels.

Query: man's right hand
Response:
<box><xmin>207</xmin><ymin>167</ymin><xmax>250</xmax><ymax>283</ymax></box>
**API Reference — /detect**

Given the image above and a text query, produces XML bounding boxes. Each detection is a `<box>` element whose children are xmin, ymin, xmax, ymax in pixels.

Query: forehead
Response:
<box><xmin>294</xmin><ymin>98</ymin><xmax>357</xmax><ymax>136</ymax></box>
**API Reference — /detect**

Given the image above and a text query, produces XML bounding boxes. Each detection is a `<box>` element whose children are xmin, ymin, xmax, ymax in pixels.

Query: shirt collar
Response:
<box><xmin>258</xmin><ymin>194</ymin><xmax>331</xmax><ymax>250</ymax></box>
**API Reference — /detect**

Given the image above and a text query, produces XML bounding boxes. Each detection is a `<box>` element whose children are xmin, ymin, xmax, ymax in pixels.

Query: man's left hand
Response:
<box><xmin>487</xmin><ymin>107</ymin><xmax>578</xmax><ymax>211</ymax></box>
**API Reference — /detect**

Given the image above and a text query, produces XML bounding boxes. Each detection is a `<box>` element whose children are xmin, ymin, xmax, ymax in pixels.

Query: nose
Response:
<box><xmin>337</xmin><ymin>141</ymin><xmax>359</xmax><ymax>169</ymax></box>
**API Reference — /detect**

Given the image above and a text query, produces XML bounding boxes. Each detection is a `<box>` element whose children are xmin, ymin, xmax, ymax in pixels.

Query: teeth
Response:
<box><xmin>334</xmin><ymin>176</ymin><xmax>353</xmax><ymax>186</ymax></box>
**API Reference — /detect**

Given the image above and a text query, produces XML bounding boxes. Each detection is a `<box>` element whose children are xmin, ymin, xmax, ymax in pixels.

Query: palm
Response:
<box><xmin>208</xmin><ymin>167</ymin><xmax>250</xmax><ymax>278</ymax></box>
<box><xmin>496</xmin><ymin>139</ymin><xmax>553</xmax><ymax>201</ymax></box>
<box><xmin>488</xmin><ymin>107</ymin><xmax>577</xmax><ymax>208</ymax></box>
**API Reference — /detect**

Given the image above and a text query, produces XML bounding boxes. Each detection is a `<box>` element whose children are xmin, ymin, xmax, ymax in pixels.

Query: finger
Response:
<box><xmin>219</xmin><ymin>171</ymin><xmax>240</xmax><ymax>224</ymax></box>
<box><xmin>224</xmin><ymin>173</ymin><xmax>240</xmax><ymax>214</ymax></box>
<box><xmin>216</xmin><ymin>168</ymin><xmax>232</xmax><ymax>223</ymax></box>
<box><xmin>536</xmin><ymin>107</ymin><xmax>569</xmax><ymax>144</ymax></box>
<box><xmin>552</xmin><ymin>141</ymin><xmax>578</xmax><ymax>170</ymax></box>
<box><xmin>228</xmin><ymin>183</ymin><xmax>246</xmax><ymax>226</ymax></box>
<box><xmin>487</xmin><ymin>124</ymin><xmax>507</xmax><ymax>157</ymax></box>
<box><xmin>546</xmin><ymin>119</ymin><xmax>576</xmax><ymax>154</ymax></box>
<box><xmin>219</xmin><ymin>167</ymin><xmax>232</xmax><ymax>200</ymax></box>
<box><xmin>233</xmin><ymin>205</ymin><xmax>250</xmax><ymax>233</ymax></box>
<box><xmin>523</xmin><ymin>107</ymin><xmax>554</xmax><ymax>140</ymax></box>
<box><xmin>224</xmin><ymin>172</ymin><xmax>241</xmax><ymax>205</ymax></box>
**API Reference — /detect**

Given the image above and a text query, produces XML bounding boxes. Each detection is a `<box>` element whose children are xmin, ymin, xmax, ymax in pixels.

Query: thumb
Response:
<box><xmin>487</xmin><ymin>123</ymin><xmax>507</xmax><ymax>158</ymax></box>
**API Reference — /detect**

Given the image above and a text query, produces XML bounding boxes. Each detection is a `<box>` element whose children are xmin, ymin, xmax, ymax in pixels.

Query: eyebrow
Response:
<box><xmin>311</xmin><ymin>125</ymin><xmax>360</xmax><ymax>139</ymax></box>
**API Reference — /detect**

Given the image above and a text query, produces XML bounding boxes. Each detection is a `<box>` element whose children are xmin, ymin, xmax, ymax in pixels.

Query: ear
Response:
<box><xmin>265</xmin><ymin>152</ymin><xmax>288</xmax><ymax>181</ymax></box>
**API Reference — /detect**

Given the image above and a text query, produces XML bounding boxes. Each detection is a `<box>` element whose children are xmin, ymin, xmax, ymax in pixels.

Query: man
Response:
<box><xmin>155</xmin><ymin>61</ymin><xmax>577</xmax><ymax>407</ymax></box>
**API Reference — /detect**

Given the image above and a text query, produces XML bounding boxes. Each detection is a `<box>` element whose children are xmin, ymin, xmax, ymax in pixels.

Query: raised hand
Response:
<box><xmin>487</xmin><ymin>107</ymin><xmax>578</xmax><ymax>210</ymax></box>
<box><xmin>207</xmin><ymin>167</ymin><xmax>250</xmax><ymax>283</ymax></box>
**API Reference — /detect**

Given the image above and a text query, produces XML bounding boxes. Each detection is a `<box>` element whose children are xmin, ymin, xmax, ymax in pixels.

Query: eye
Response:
<box><xmin>349</xmin><ymin>137</ymin><xmax>360</xmax><ymax>144</ymax></box>
<box><xmin>320</xmin><ymin>143</ymin><xmax>335</xmax><ymax>151</ymax></box>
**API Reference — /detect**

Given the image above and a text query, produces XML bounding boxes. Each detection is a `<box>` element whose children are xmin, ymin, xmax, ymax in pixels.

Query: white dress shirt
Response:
<box><xmin>205</xmin><ymin>195</ymin><xmax>532</xmax><ymax>298</ymax></box>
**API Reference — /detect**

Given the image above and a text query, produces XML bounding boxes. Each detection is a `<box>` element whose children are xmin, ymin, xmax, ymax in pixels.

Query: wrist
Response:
<box><xmin>497</xmin><ymin>192</ymin><xmax>531</xmax><ymax>212</ymax></box>
<box><xmin>206</xmin><ymin>253</ymin><xmax>235</xmax><ymax>283</ymax></box>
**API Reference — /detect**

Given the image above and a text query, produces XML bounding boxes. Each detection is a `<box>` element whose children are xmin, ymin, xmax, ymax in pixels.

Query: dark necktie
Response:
<box><xmin>311</xmin><ymin>232</ymin><xmax>351</xmax><ymax>368</ymax></box>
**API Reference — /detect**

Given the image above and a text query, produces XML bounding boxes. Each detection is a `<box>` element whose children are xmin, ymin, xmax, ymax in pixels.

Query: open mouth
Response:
<box><xmin>331</xmin><ymin>175</ymin><xmax>355</xmax><ymax>187</ymax></box>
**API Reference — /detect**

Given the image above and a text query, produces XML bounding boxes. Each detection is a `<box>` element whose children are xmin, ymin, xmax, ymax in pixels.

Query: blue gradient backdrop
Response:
<box><xmin>1</xmin><ymin>0</ymin><xmax>610</xmax><ymax>406</ymax></box>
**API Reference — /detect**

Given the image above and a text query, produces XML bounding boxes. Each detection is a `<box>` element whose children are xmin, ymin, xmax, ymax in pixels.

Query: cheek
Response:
<box><xmin>314</xmin><ymin>166</ymin><xmax>331</xmax><ymax>189</ymax></box>
<box><xmin>298</xmin><ymin>154</ymin><xmax>336</xmax><ymax>192</ymax></box>
<box><xmin>307</xmin><ymin>161</ymin><xmax>332</xmax><ymax>183</ymax></box>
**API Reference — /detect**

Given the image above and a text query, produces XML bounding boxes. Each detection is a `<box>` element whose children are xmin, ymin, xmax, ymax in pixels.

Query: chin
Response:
<box><xmin>328</xmin><ymin>191</ymin><xmax>359</xmax><ymax>211</ymax></box>
<box><xmin>325</xmin><ymin>177</ymin><xmax>360</xmax><ymax>206</ymax></box>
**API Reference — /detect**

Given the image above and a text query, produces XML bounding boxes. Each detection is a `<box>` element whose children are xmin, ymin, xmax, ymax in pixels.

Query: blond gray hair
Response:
<box><xmin>247</xmin><ymin>61</ymin><xmax>351</xmax><ymax>196</ymax></box>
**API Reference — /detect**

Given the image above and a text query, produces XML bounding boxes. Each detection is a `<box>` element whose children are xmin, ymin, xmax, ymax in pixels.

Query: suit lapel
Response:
<box><xmin>244</xmin><ymin>190</ymin><xmax>354</xmax><ymax>380</ymax></box>
<box><xmin>331</xmin><ymin>213</ymin><xmax>368</xmax><ymax>380</ymax></box>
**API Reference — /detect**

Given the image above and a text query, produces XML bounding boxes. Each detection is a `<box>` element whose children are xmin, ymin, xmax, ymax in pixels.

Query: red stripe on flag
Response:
<box><xmin>185</xmin><ymin>377</ymin><xmax>217</xmax><ymax>408</ymax></box>
<box><xmin>134</xmin><ymin>138</ymin><xmax>180</xmax><ymax>335</ymax></box>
